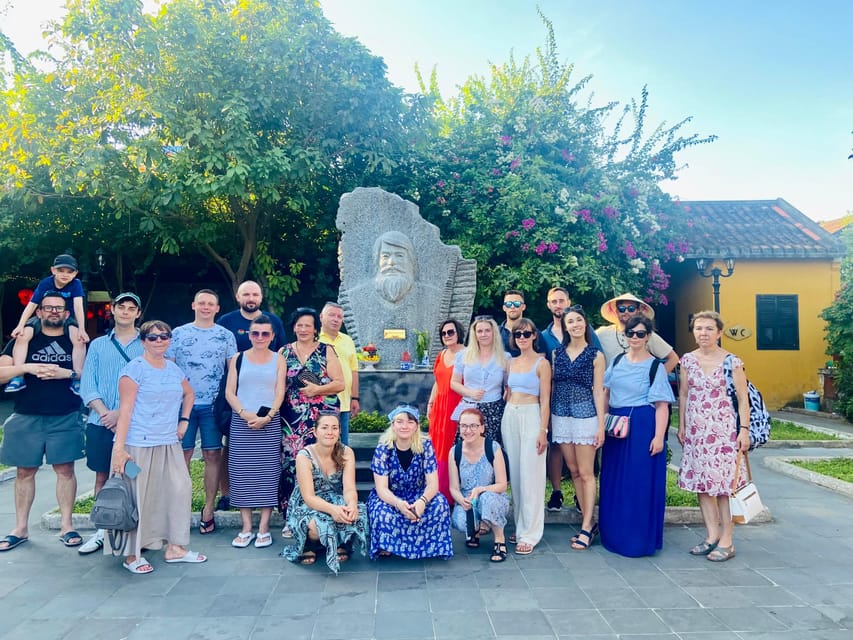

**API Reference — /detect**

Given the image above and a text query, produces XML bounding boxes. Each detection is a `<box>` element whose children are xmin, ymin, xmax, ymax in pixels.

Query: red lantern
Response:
<box><xmin>17</xmin><ymin>289</ymin><xmax>34</xmax><ymax>306</ymax></box>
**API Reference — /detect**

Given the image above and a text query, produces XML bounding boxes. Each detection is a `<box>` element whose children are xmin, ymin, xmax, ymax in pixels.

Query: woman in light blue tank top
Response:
<box><xmin>500</xmin><ymin>318</ymin><xmax>551</xmax><ymax>555</ymax></box>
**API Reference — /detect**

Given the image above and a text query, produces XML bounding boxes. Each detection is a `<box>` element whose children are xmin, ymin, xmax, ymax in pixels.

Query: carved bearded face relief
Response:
<box><xmin>375</xmin><ymin>239</ymin><xmax>416</xmax><ymax>303</ymax></box>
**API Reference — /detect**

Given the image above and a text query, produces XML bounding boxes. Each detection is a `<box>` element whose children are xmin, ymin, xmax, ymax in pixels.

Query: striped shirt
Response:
<box><xmin>80</xmin><ymin>329</ymin><xmax>144</xmax><ymax>425</ymax></box>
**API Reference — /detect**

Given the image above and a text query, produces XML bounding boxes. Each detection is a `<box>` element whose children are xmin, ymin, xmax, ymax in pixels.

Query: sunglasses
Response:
<box><xmin>40</xmin><ymin>305</ymin><xmax>66</xmax><ymax>313</ymax></box>
<box><xmin>473</xmin><ymin>315</ymin><xmax>494</xmax><ymax>322</ymax></box>
<box><xmin>440</xmin><ymin>329</ymin><xmax>456</xmax><ymax>337</ymax></box>
<box><xmin>617</xmin><ymin>304</ymin><xmax>638</xmax><ymax>313</ymax></box>
<box><xmin>503</xmin><ymin>300</ymin><xmax>523</xmax><ymax>309</ymax></box>
<box><xmin>513</xmin><ymin>330</ymin><xmax>534</xmax><ymax>339</ymax></box>
<box><xmin>459</xmin><ymin>423</ymin><xmax>482</xmax><ymax>431</ymax></box>
<box><xmin>144</xmin><ymin>332</ymin><xmax>172</xmax><ymax>342</ymax></box>
<box><xmin>249</xmin><ymin>330</ymin><xmax>272</xmax><ymax>338</ymax></box>
<box><xmin>625</xmin><ymin>330</ymin><xmax>648</xmax><ymax>339</ymax></box>
<box><xmin>568</xmin><ymin>304</ymin><xmax>583</xmax><ymax>312</ymax></box>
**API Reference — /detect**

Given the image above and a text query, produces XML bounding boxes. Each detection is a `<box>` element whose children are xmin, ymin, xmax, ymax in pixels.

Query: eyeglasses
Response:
<box><xmin>503</xmin><ymin>301</ymin><xmax>523</xmax><ymax>309</ymax></box>
<box><xmin>40</xmin><ymin>305</ymin><xmax>66</xmax><ymax>312</ymax></box>
<box><xmin>459</xmin><ymin>423</ymin><xmax>481</xmax><ymax>431</ymax></box>
<box><xmin>249</xmin><ymin>330</ymin><xmax>272</xmax><ymax>338</ymax></box>
<box><xmin>513</xmin><ymin>330</ymin><xmax>534</xmax><ymax>339</ymax></box>
<box><xmin>440</xmin><ymin>329</ymin><xmax>456</xmax><ymax>337</ymax></box>
<box><xmin>617</xmin><ymin>304</ymin><xmax>638</xmax><ymax>313</ymax></box>
<box><xmin>144</xmin><ymin>332</ymin><xmax>172</xmax><ymax>342</ymax></box>
<box><xmin>625</xmin><ymin>330</ymin><xmax>648</xmax><ymax>339</ymax></box>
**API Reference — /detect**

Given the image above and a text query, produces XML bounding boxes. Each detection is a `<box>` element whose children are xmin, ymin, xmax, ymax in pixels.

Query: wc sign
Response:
<box><xmin>725</xmin><ymin>325</ymin><xmax>752</xmax><ymax>341</ymax></box>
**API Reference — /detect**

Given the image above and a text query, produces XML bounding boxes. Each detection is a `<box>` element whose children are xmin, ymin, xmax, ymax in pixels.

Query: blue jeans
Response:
<box><xmin>181</xmin><ymin>404</ymin><xmax>222</xmax><ymax>451</ymax></box>
<box><xmin>339</xmin><ymin>411</ymin><xmax>350</xmax><ymax>446</ymax></box>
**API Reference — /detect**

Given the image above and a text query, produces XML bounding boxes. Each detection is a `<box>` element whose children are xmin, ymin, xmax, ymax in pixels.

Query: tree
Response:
<box><xmin>1</xmin><ymin>0</ymin><xmax>406</xmax><ymax>303</ymax></box>
<box><xmin>821</xmin><ymin>227</ymin><xmax>853</xmax><ymax>419</ymax></box>
<box><xmin>390</xmin><ymin>15</ymin><xmax>715</xmax><ymax>313</ymax></box>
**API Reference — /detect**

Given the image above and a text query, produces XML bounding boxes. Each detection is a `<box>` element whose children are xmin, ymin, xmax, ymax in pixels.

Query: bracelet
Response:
<box><xmin>179</xmin><ymin>417</ymin><xmax>190</xmax><ymax>423</ymax></box>
<box><xmin>419</xmin><ymin>495</ymin><xmax>429</xmax><ymax>505</ymax></box>
<box><xmin>352</xmin><ymin>396</ymin><xmax>359</xmax><ymax>401</ymax></box>
<box><xmin>738</xmin><ymin>426</ymin><xmax>749</xmax><ymax>431</ymax></box>
<box><xmin>238</xmin><ymin>408</ymin><xmax>245</xmax><ymax>415</ymax></box>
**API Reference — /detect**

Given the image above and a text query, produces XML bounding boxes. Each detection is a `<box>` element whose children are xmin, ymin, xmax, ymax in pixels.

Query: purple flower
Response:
<box><xmin>548</xmin><ymin>242</ymin><xmax>558</xmax><ymax>254</ymax></box>
<box><xmin>659</xmin><ymin>294</ymin><xmax>669</xmax><ymax>306</ymax></box>
<box><xmin>535</xmin><ymin>241</ymin><xmax>547</xmax><ymax>256</ymax></box>
<box><xmin>509</xmin><ymin>156</ymin><xmax>521</xmax><ymax>170</ymax></box>
<box><xmin>436</xmin><ymin>180</ymin><xmax>446</xmax><ymax>188</ymax></box>
<box><xmin>512</xmin><ymin>230</ymin><xmax>519</xmax><ymax>237</ymax></box>
<box><xmin>665</xmin><ymin>241</ymin><xmax>676</xmax><ymax>253</ymax></box>
<box><xmin>622</xmin><ymin>241</ymin><xmax>637</xmax><ymax>259</ymax></box>
<box><xmin>628</xmin><ymin>187</ymin><xmax>639</xmax><ymax>198</ymax></box>
<box><xmin>560</xmin><ymin>149</ymin><xmax>575</xmax><ymax>163</ymax></box>
<box><xmin>522</xmin><ymin>218</ymin><xmax>536</xmax><ymax>231</ymax></box>
<box><xmin>436</xmin><ymin>196</ymin><xmax>446</xmax><ymax>205</ymax></box>
<box><xmin>577</xmin><ymin>209</ymin><xmax>593</xmax><ymax>224</ymax></box>
<box><xmin>451</xmin><ymin>172</ymin><xmax>460</xmax><ymax>180</ymax></box>
<box><xmin>603</xmin><ymin>206</ymin><xmax>618</xmax><ymax>219</ymax></box>
<box><xmin>500</xmin><ymin>135</ymin><xmax>512</xmax><ymax>146</ymax></box>
<box><xmin>597</xmin><ymin>232</ymin><xmax>608</xmax><ymax>252</ymax></box>
<box><xmin>491</xmin><ymin>168</ymin><xmax>502</xmax><ymax>176</ymax></box>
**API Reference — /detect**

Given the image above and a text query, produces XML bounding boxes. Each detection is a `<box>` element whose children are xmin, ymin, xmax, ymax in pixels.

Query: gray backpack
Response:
<box><xmin>90</xmin><ymin>474</ymin><xmax>138</xmax><ymax>553</ymax></box>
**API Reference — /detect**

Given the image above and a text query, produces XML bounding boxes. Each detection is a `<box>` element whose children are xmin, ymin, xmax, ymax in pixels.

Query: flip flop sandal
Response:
<box><xmin>199</xmin><ymin>513</ymin><xmax>216</xmax><ymax>535</ymax></box>
<box><xmin>165</xmin><ymin>550</ymin><xmax>207</xmax><ymax>563</ymax></box>
<box><xmin>123</xmin><ymin>556</ymin><xmax>154</xmax><ymax>574</ymax></box>
<box><xmin>689</xmin><ymin>540</ymin><xmax>719</xmax><ymax>556</ymax></box>
<box><xmin>254</xmin><ymin>533</ymin><xmax>273</xmax><ymax>548</ymax></box>
<box><xmin>299</xmin><ymin>550</ymin><xmax>316</xmax><ymax>565</ymax></box>
<box><xmin>0</xmin><ymin>535</ymin><xmax>28</xmax><ymax>552</ymax></box>
<box><xmin>490</xmin><ymin>542</ymin><xmax>508</xmax><ymax>563</ymax></box>
<box><xmin>232</xmin><ymin>532</ymin><xmax>256</xmax><ymax>548</ymax></box>
<box><xmin>60</xmin><ymin>531</ymin><xmax>83</xmax><ymax>547</ymax></box>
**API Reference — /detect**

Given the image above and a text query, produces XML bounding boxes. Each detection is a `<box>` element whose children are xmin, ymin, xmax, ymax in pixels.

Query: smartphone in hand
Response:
<box><xmin>124</xmin><ymin>460</ymin><xmax>141</xmax><ymax>479</ymax></box>
<box><xmin>257</xmin><ymin>406</ymin><xmax>271</xmax><ymax>417</ymax></box>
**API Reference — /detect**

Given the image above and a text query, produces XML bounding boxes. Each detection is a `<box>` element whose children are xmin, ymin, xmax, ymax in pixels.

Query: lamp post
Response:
<box><xmin>695</xmin><ymin>257</ymin><xmax>735</xmax><ymax>314</ymax></box>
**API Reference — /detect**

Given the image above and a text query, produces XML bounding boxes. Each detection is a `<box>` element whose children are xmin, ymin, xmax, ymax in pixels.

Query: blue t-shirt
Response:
<box><xmin>31</xmin><ymin>276</ymin><xmax>84</xmax><ymax>305</ymax></box>
<box><xmin>217</xmin><ymin>309</ymin><xmax>287</xmax><ymax>352</ymax></box>
<box><xmin>453</xmin><ymin>350</ymin><xmax>509</xmax><ymax>403</ymax></box>
<box><xmin>166</xmin><ymin>324</ymin><xmax>237</xmax><ymax>405</ymax></box>
<box><xmin>604</xmin><ymin>356</ymin><xmax>674</xmax><ymax>408</ymax></box>
<box><xmin>121</xmin><ymin>358</ymin><xmax>187</xmax><ymax>447</ymax></box>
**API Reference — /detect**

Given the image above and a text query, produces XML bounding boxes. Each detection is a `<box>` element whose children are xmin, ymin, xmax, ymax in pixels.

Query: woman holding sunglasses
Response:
<box><xmin>427</xmin><ymin>319</ymin><xmax>466</xmax><ymax>504</ymax></box>
<box><xmin>551</xmin><ymin>305</ymin><xmax>606</xmax><ymax>551</ymax></box>
<box><xmin>501</xmin><ymin>318</ymin><xmax>551</xmax><ymax>555</ymax></box>
<box><xmin>450</xmin><ymin>316</ymin><xmax>508</xmax><ymax>444</ymax></box>
<box><xmin>110</xmin><ymin>321</ymin><xmax>205</xmax><ymax>574</ymax></box>
<box><xmin>599</xmin><ymin>315</ymin><xmax>674</xmax><ymax>557</ymax></box>
<box><xmin>224</xmin><ymin>315</ymin><xmax>286</xmax><ymax>549</ymax></box>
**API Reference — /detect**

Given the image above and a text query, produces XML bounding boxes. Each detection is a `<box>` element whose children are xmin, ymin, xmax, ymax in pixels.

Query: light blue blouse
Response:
<box><xmin>604</xmin><ymin>356</ymin><xmax>674</xmax><ymax>408</ymax></box>
<box><xmin>121</xmin><ymin>358</ymin><xmax>187</xmax><ymax>447</ymax></box>
<box><xmin>453</xmin><ymin>350</ymin><xmax>509</xmax><ymax>403</ymax></box>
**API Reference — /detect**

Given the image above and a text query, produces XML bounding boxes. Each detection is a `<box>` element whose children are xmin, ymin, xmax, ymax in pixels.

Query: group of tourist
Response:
<box><xmin>0</xmin><ymin>254</ymin><xmax>752</xmax><ymax>573</ymax></box>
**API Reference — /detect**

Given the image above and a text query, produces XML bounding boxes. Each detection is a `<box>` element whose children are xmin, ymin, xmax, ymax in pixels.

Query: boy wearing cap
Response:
<box><xmin>77</xmin><ymin>292</ymin><xmax>144</xmax><ymax>554</ymax></box>
<box><xmin>6</xmin><ymin>254</ymin><xmax>88</xmax><ymax>394</ymax></box>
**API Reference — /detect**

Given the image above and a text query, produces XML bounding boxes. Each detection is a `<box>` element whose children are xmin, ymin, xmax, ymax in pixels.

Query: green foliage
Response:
<box><xmin>790</xmin><ymin>458</ymin><xmax>853</xmax><ymax>484</ymax></box>
<box><xmin>350</xmin><ymin>410</ymin><xmax>430</xmax><ymax>433</ymax></box>
<box><xmin>551</xmin><ymin>468</ymin><xmax>697</xmax><ymax>507</ymax></box>
<box><xmin>396</xmin><ymin>15</ymin><xmax>714</xmax><ymax>312</ymax></box>
<box><xmin>771</xmin><ymin>420</ymin><xmax>839</xmax><ymax>441</ymax></box>
<box><xmin>821</xmin><ymin>227</ymin><xmax>853</xmax><ymax>419</ymax></box>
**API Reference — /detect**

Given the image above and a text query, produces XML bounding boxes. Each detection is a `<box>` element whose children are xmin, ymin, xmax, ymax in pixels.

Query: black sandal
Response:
<box><xmin>490</xmin><ymin>542</ymin><xmax>507</xmax><ymax>563</ymax></box>
<box><xmin>465</xmin><ymin>535</ymin><xmax>480</xmax><ymax>549</ymax></box>
<box><xmin>337</xmin><ymin>541</ymin><xmax>352</xmax><ymax>563</ymax></box>
<box><xmin>571</xmin><ymin>528</ymin><xmax>595</xmax><ymax>551</ymax></box>
<box><xmin>199</xmin><ymin>511</ymin><xmax>215</xmax><ymax>535</ymax></box>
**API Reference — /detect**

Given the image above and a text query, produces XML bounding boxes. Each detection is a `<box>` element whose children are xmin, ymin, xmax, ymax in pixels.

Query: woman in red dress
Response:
<box><xmin>427</xmin><ymin>319</ymin><xmax>466</xmax><ymax>504</ymax></box>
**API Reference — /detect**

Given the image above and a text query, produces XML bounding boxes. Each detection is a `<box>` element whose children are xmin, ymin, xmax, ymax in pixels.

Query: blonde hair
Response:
<box><xmin>462</xmin><ymin>317</ymin><xmax>507</xmax><ymax>369</ymax></box>
<box><xmin>690</xmin><ymin>310</ymin><xmax>724</xmax><ymax>331</ymax></box>
<box><xmin>379</xmin><ymin>410</ymin><xmax>425</xmax><ymax>455</ymax></box>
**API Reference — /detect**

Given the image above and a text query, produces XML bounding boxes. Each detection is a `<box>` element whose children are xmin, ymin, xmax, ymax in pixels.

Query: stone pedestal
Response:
<box><xmin>358</xmin><ymin>369</ymin><xmax>434</xmax><ymax>416</ymax></box>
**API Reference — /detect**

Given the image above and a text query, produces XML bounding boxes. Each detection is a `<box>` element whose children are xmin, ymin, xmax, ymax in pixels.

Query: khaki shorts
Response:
<box><xmin>0</xmin><ymin>411</ymin><xmax>84</xmax><ymax>467</ymax></box>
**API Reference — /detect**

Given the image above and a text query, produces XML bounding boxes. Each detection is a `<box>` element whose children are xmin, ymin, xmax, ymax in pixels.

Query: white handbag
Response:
<box><xmin>730</xmin><ymin>451</ymin><xmax>764</xmax><ymax>524</ymax></box>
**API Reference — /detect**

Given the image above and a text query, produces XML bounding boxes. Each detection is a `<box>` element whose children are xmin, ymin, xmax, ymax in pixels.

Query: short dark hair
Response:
<box><xmin>250</xmin><ymin>314</ymin><xmax>273</xmax><ymax>328</ymax></box>
<box><xmin>40</xmin><ymin>291</ymin><xmax>66</xmax><ymax>307</ymax></box>
<box><xmin>509</xmin><ymin>317</ymin><xmax>539</xmax><ymax>352</ymax></box>
<box><xmin>625</xmin><ymin>314</ymin><xmax>654</xmax><ymax>334</ymax></box>
<box><xmin>504</xmin><ymin>289</ymin><xmax>525</xmax><ymax>301</ymax></box>
<box><xmin>438</xmin><ymin>318</ymin><xmax>466</xmax><ymax>345</ymax></box>
<box><xmin>194</xmin><ymin>288</ymin><xmax>219</xmax><ymax>303</ymax></box>
<box><xmin>140</xmin><ymin>319</ymin><xmax>172</xmax><ymax>337</ymax></box>
<box><xmin>289</xmin><ymin>307</ymin><xmax>320</xmax><ymax>335</ymax></box>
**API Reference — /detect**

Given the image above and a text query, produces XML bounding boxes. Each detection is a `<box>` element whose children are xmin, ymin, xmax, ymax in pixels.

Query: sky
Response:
<box><xmin>3</xmin><ymin>0</ymin><xmax>851</xmax><ymax>221</ymax></box>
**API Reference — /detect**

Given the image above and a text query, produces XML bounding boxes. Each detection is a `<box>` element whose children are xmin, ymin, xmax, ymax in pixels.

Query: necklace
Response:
<box><xmin>293</xmin><ymin>340</ymin><xmax>316</xmax><ymax>363</ymax></box>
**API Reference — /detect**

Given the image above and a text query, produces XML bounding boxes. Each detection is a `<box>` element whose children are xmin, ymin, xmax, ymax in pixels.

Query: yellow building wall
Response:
<box><xmin>672</xmin><ymin>259</ymin><xmax>841</xmax><ymax>409</ymax></box>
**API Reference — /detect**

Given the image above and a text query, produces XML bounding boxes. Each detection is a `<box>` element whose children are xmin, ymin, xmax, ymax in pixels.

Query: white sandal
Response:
<box><xmin>231</xmin><ymin>531</ymin><xmax>256</xmax><ymax>548</ymax></box>
<box><xmin>254</xmin><ymin>532</ymin><xmax>273</xmax><ymax>548</ymax></box>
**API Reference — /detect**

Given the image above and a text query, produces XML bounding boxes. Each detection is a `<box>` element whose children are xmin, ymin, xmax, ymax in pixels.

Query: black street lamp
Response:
<box><xmin>695</xmin><ymin>257</ymin><xmax>736</xmax><ymax>314</ymax></box>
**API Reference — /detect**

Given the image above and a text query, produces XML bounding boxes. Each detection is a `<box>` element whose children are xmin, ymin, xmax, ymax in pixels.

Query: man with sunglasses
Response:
<box><xmin>596</xmin><ymin>293</ymin><xmax>679</xmax><ymax>372</ymax></box>
<box><xmin>0</xmin><ymin>293</ymin><xmax>85</xmax><ymax>552</ymax></box>
<box><xmin>77</xmin><ymin>291</ymin><xmax>144</xmax><ymax>555</ymax></box>
<box><xmin>500</xmin><ymin>290</ymin><xmax>548</xmax><ymax>357</ymax></box>
<box><xmin>319</xmin><ymin>302</ymin><xmax>360</xmax><ymax>445</ymax></box>
<box><xmin>167</xmin><ymin>289</ymin><xmax>237</xmax><ymax>534</ymax></box>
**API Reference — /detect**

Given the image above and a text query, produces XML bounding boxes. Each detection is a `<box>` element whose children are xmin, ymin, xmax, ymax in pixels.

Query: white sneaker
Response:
<box><xmin>79</xmin><ymin>529</ymin><xmax>105</xmax><ymax>555</ymax></box>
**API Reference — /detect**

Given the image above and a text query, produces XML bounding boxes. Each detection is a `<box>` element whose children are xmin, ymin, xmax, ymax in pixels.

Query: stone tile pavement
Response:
<box><xmin>1</xmin><ymin>398</ymin><xmax>852</xmax><ymax>639</ymax></box>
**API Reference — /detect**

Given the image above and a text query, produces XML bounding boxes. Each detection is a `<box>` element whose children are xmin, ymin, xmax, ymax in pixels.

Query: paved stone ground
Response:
<box><xmin>1</xmin><ymin>397</ymin><xmax>852</xmax><ymax>639</ymax></box>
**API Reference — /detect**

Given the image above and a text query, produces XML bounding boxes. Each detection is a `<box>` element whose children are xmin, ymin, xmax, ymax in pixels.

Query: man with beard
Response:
<box><xmin>374</xmin><ymin>231</ymin><xmax>417</xmax><ymax>303</ymax></box>
<box><xmin>217</xmin><ymin>281</ymin><xmax>286</xmax><ymax>352</ymax></box>
<box><xmin>0</xmin><ymin>293</ymin><xmax>85</xmax><ymax>552</ymax></box>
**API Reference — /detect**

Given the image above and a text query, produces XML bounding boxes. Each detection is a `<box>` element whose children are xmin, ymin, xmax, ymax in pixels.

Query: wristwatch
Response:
<box><xmin>70</xmin><ymin>371</ymin><xmax>78</xmax><ymax>380</ymax></box>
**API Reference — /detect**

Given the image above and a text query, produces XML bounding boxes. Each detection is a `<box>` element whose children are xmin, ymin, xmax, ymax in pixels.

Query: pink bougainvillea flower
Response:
<box><xmin>509</xmin><ymin>156</ymin><xmax>521</xmax><ymax>170</ymax></box>
<box><xmin>548</xmin><ymin>242</ymin><xmax>558</xmax><ymax>253</ymax></box>
<box><xmin>560</xmin><ymin>149</ymin><xmax>575</xmax><ymax>163</ymax></box>
<box><xmin>623</xmin><ymin>241</ymin><xmax>637</xmax><ymax>259</ymax></box>
<box><xmin>521</xmin><ymin>218</ymin><xmax>536</xmax><ymax>231</ymax></box>
<box><xmin>500</xmin><ymin>135</ymin><xmax>512</xmax><ymax>146</ymax></box>
<box><xmin>522</xmin><ymin>243</ymin><xmax>530</xmax><ymax>252</ymax></box>
<box><xmin>491</xmin><ymin>168</ymin><xmax>501</xmax><ymax>176</ymax></box>
<box><xmin>597</xmin><ymin>231</ymin><xmax>608</xmax><ymax>252</ymax></box>
<box><xmin>577</xmin><ymin>209</ymin><xmax>593</xmax><ymax>224</ymax></box>
<box><xmin>603</xmin><ymin>205</ymin><xmax>618</xmax><ymax>219</ymax></box>
<box><xmin>436</xmin><ymin>179</ymin><xmax>446</xmax><ymax>188</ymax></box>
<box><xmin>535</xmin><ymin>241</ymin><xmax>547</xmax><ymax>256</ymax></box>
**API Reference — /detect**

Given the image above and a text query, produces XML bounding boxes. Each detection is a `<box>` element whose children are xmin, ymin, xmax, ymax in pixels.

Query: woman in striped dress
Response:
<box><xmin>225</xmin><ymin>315</ymin><xmax>286</xmax><ymax>549</ymax></box>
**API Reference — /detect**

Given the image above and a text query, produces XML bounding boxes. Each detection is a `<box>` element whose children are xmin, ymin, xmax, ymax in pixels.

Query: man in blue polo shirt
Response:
<box><xmin>78</xmin><ymin>292</ymin><xmax>144</xmax><ymax>554</ymax></box>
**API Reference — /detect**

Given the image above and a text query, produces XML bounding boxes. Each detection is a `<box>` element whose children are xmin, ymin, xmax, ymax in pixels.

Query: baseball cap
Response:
<box><xmin>113</xmin><ymin>292</ymin><xmax>142</xmax><ymax>307</ymax></box>
<box><xmin>53</xmin><ymin>254</ymin><xmax>78</xmax><ymax>270</ymax></box>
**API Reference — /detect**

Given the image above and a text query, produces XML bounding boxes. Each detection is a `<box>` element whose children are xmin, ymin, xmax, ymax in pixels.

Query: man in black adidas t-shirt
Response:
<box><xmin>0</xmin><ymin>293</ymin><xmax>84</xmax><ymax>552</ymax></box>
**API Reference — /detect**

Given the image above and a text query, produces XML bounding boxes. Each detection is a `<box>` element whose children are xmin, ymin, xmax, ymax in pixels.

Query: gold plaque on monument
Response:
<box><xmin>384</xmin><ymin>329</ymin><xmax>406</xmax><ymax>340</ymax></box>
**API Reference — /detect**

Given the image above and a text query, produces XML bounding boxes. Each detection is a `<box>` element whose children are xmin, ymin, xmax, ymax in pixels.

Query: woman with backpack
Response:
<box><xmin>677</xmin><ymin>311</ymin><xmax>751</xmax><ymax>562</ymax></box>
<box><xmin>448</xmin><ymin>408</ymin><xmax>510</xmax><ymax>562</ymax></box>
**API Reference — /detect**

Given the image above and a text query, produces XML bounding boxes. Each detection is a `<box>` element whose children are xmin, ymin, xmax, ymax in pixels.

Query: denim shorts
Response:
<box><xmin>180</xmin><ymin>404</ymin><xmax>222</xmax><ymax>451</ymax></box>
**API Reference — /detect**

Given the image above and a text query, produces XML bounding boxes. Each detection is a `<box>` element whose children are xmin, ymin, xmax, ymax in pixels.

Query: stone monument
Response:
<box><xmin>337</xmin><ymin>187</ymin><xmax>476</xmax><ymax>369</ymax></box>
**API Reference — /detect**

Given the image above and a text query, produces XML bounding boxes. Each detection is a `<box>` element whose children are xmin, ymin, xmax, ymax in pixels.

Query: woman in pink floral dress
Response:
<box><xmin>677</xmin><ymin>311</ymin><xmax>750</xmax><ymax>562</ymax></box>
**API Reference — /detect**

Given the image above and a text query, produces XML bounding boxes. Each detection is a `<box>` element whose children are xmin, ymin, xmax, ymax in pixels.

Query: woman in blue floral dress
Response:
<box><xmin>282</xmin><ymin>413</ymin><xmax>368</xmax><ymax>573</ymax></box>
<box><xmin>367</xmin><ymin>405</ymin><xmax>453</xmax><ymax>560</ymax></box>
<box><xmin>278</xmin><ymin>308</ymin><xmax>343</xmax><ymax>519</ymax></box>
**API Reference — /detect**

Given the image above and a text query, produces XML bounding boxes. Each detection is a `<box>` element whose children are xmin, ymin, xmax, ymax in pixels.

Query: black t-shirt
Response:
<box><xmin>14</xmin><ymin>332</ymin><xmax>82</xmax><ymax>415</ymax></box>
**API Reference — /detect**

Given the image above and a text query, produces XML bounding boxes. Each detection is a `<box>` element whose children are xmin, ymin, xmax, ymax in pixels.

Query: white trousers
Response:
<box><xmin>501</xmin><ymin>403</ymin><xmax>546</xmax><ymax>546</ymax></box>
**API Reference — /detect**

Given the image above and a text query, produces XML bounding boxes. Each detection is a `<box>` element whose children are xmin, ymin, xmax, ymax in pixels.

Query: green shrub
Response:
<box><xmin>350</xmin><ymin>410</ymin><xmax>430</xmax><ymax>433</ymax></box>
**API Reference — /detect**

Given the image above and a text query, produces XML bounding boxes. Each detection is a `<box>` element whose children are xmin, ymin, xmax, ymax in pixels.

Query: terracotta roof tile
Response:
<box><xmin>679</xmin><ymin>198</ymin><xmax>845</xmax><ymax>259</ymax></box>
